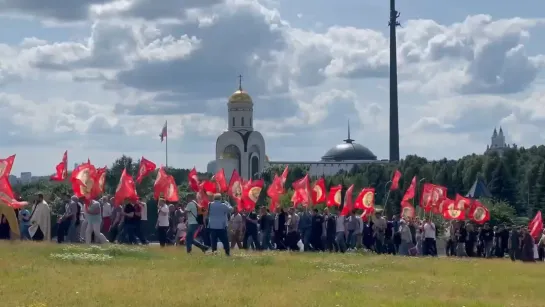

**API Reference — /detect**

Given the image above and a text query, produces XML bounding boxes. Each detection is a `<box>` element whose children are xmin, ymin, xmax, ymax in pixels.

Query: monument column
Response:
<box><xmin>389</xmin><ymin>0</ymin><xmax>401</xmax><ymax>161</ymax></box>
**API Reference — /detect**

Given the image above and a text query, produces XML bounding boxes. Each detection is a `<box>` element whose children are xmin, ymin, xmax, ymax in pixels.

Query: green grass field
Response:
<box><xmin>1</xmin><ymin>242</ymin><xmax>544</xmax><ymax>307</ymax></box>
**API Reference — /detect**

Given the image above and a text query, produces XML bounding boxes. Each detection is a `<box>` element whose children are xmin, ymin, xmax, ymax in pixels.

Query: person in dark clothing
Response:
<box><xmin>122</xmin><ymin>201</ymin><xmax>138</xmax><ymax>244</ymax></box>
<box><xmin>274</xmin><ymin>208</ymin><xmax>287</xmax><ymax>250</ymax></box>
<box><xmin>324</xmin><ymin>209</ymin><xmax>337</xmax><ymax>252</ymax></box>
<box><xmin>243</xmin><ymin>211</ymin><xmax>260</xmax><ymax>250</ymax></box>
<box><xmin>455</xmin><ymin>222</ymin><xmax>467</xmax><ymax>257</ymax></box>
<box><xmin>500</xmin><ymin>225</ymin><xmax>510</xmax><ymax>255</ymax></box>
<box><xmin>133</xmin><ymin>201</ymin><xmax>148</xmax><ymax>245</ymax></box>
<box><xmin>479</xmin><ymin>224</ymin><xmax>494</xmax><ymax>258</ymax></box>
<box><xmin>0</xmin><ymin>214</ymin><xmax>10</xmax><ymax>240</ymax></box>
<box><xmin>508</xmin><ymin>226</ymin><xmax>520</xmax><ymax>261</ymax></box>
<box><xmin>392</xmin><ymin>215</ymin><xmax>401</xmax><ymax>254</ymax></box>
<box><xmin>258</xmin><ymin>208</ymin><xmax>274</xmax><ymax>250</ymax></box>
<box><xmin>363</xmin><ymin>221</ymin><xmax>375</xmax><ymax>251</ymax></box>
<box><xmin>385</xmin><ymin>219</ymin><xmax>395</xmax><ymax>254</ymax></box>
<box><xmin>520</xmin><ymin>228</ymin><xmax>535</xmax><ymax>262</ymax></box>
<box><xmin>310</xmin><ymin>209</ymin><xmax>324</xmax><ymax>251</ymax></box>
<box><xmin>493</xmin><ymin>226</ymin><xmax>504</xmax><ymax>258</ymax></box>
<box><xmin>465</xmin><ymin>224</ymin><xmax>477</xmax><ymax>257</ymax></box>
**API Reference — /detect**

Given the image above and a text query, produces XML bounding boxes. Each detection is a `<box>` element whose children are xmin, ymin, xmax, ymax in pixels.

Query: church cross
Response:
<box><xmin>238</xmin><ymin>74</ymin><xmax>243</xmax><ymax>90</ymax></box>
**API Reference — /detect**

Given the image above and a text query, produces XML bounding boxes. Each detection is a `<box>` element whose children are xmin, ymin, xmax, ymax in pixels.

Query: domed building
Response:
<box><xmin>210</xmin><ymin>80</ymin><xmax>266</xmax><ymax>180</ymax></box>
<box><xmin>266</xmin><ymin>121</ymin><xmax>384</xmax><ymax>177</ymax></box>
<box><xmin>207</xmin><ymin>78</ymin><xmax>385</xmax><ymax>180</ymax></box>
<box><xmin>321</xmin><ymin>123</ymin><xmax>377</xmax><ymax>162</ymax></box>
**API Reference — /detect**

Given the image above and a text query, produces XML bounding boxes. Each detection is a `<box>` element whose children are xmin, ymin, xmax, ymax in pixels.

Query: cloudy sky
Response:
<box><xmin>1</xmin><ymin>0</ymin><xmax>544</xmax><ymax>176</ymax></box>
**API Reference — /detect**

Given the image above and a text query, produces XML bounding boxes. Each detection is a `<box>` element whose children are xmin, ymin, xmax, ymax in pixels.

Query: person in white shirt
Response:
<box><xmin>422</xmin><ymin>218</ymin><xmax>437</xmax><ymax>256</ymax></box>
<box><xmin>156</xmin><ymin>198</ymin><xmax>170</xmax><ymax>247</ymax></box>
<box><xmin>101</xmin><ymin>196</ymin><xmax>112</xmax><ymax>233</ymax></box>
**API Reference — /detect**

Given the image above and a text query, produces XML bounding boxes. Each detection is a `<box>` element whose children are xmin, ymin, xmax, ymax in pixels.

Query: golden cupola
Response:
<box><xmin>228</xmin><ymin>75</ymin><xmax>253</xmax><ymax>103</ymax></box>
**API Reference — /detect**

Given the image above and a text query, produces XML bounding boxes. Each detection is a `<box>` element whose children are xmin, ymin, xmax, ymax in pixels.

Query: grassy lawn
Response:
<box><xmin>1</xmin><ymin>242</ymin><xmax>544</xmax><ymax>307</ymax></box>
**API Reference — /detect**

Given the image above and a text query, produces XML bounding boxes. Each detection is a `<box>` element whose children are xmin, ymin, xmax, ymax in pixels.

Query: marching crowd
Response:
<box><xmin>0</xmin><ymin>192</ymin><xmax>543</xmax><ymax>262</ymax></box>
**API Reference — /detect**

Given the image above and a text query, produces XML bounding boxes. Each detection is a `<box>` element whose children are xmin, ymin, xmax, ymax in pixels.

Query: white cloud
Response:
<box><xmin>0</xmin><ymin>0</ymin><xmax>544</xmax><ymax>175</ymax></box>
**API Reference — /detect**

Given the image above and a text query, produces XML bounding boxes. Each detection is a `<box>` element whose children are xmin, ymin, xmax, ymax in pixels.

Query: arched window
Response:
<box><xmin>232</xmin><ymin>117</ymin><xmax>235</xmax><ymax>127</ymax></box>
<box><xmin>241</xmin><ymin>117</ymin><xmax>245</xmax><ymax>126</ymax></box>
<box><xmin>251</xmin><ymin>156</ymin><xmax>259</xmax><ymax>179</ymax></box>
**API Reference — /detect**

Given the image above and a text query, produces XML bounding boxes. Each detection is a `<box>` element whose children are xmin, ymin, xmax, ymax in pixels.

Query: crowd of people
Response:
<box><xmin>0</xmin><ymin>192</ymin><xmax>543</xmax><ymax>263</ymax></box>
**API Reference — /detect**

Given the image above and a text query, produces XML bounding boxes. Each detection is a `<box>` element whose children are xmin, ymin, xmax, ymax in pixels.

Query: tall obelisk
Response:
<box><xmin>388</xmin><ymin>0</ymin><xmax>400</xmax><ymax>161</ymax></box>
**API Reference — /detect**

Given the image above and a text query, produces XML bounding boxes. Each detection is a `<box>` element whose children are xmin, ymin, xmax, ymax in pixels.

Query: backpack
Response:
<box><xmin>189</xmin><ymin>201</ymin><xmax>204</xmax><ymax>225</ymax></box>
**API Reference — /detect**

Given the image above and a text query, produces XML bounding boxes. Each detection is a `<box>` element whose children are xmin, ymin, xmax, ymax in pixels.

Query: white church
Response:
<box><xmin>207</xmin><ymin>81</ymin><xmax>386</xmax><ymax>180</ymax></box>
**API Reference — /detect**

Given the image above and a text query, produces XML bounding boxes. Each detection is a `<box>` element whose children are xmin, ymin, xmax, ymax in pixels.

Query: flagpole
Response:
<box><xmin>165</xmin><ymin>120</ymin><xmax>168</xmax><ymax>168</ymax></box>
<box><xmin>383</xmin><ymin>180</ymin><xmax>392</xmax><ymax>213</ymax></box>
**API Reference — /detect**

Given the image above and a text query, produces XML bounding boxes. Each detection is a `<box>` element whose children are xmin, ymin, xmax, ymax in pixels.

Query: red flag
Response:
<box><xmin>50</xmin><ymin>151</ymin><xmax>68</xmax><ymax>181</ymax></box>
<box><xmin>0</xmin><ymin>176</ymin><xmax>26</xmax><ymax>209</ymax></box>
<box><xmin>70</xmin><ymin>163</ymin><xmax>97</xmax><ymax>200</ymax></box>
<box><xmin>242</xmin><ymin>179</ymin><xmax>264</xmax><ymax>211</ymax></box>
<box><xmin>402</xmin><ymin>176</ymin><xmax>416</xmax><ymax>202</ymax></box>
<box><xmin>280</xmin><ymin>166</ymin><xmax>289</xmax><ymax>187</ymax></box>
<box><xmin>311</xmin><ymin>177</ymin><xmax>326</xmax><ymax>204</ymax></box>
<box><xmin>228</xmin><ymin>169</ymin><xmax>243</xmax><ymax>210</ymax></box>
<box><xmin>136</xmin><ymin>157</ymin><xmax>156</xmax><ymax>184</ymax></box>
<box><xmin>340</xmin><ymin>184</ymin><xmax>355</xmax><ymax>216</ymax></box>
<box><xmin>529</xmin><ymin>211</ymin><xmax>543</xmax><ymax>239</ymax></box>
<box><xmin>91</xmin><ymin>167</ymin><xmax>107</xmax><ymax>197</ymax></box>
<box><xmin>454</xmin><ymin>194</ymin><xmax>472</xmax><ymax>211</ymax></box>
<box><xmin>188</xmin><ymin>167</ymin><xmax>200</xmax><ymax>192</ymax></box>
<box><xmin>114</xmin><ymin>169</ymin><xmax>138</xmax><ymax>206</ymax></box>
<box><xmin>164</xmin><ymin>175</ymin><xmax>179</xmax><ymax>202</ymax></box>
<box><xmin>153</xmin><ymin>167</ymin><xmax>169</xmax><ymax>199</ymax></box>
<box><xmin>159</xmin><ymin>121</ymin><xmax>167</xmax><ymax>142</ymax></box>
<box><xmin>442</xmin><ymin>198</ymin><xmax>465</xmax><ymax>221</ymax></box>
<box><xmin>468</xmin><ymin>200</ymin><xmax>490</xmax><ymax>224</ymax></box>
<box><xmin>0</xmin><ymin>154</ymin><xmax>15</xmax><ymax>178</ymax></box>
<box><xmin>420</xmin><ymin>184</ymin><xmax>447</xmax><ymax>212</ymax></box>
<box><xmin>201</xmin><ymin>180</ymin><xmax>217</xmax><ymax>195</ymax></box>
<box><xmin>267</xmin><ymin>175</ymin><xmax>283</xmax><ymax>212</ymax></box>
<box><xmin>196</xmin><ymin>184</ymin><xmax>210</xmax><ymax>208</ymax></box>
<box><xmin>401</xmin><ymin>201</ymin><xmax>415</xmax><ymax>219</ymax></box>
<box><xmin>291</xmin><ymin>175</ymin><xmax>312</xmax><ymax>207</ymax></box>
<box><xmin>214</xmin><ymin>168</ymin><xmax>228</xmax><ymax>193</ymax></box>
<box><xmin>0</xmin><ymin>176</ymin><xmax>15</xmax><ymax>200</ymax></box>
<box><xmin>354</xmin><ymin>187</ymin><xmax>375</xmax><ymax>213</ymax></box>
<box><xmin>327</xmin><ymin>185</ymin><xmax>342</xmax><ymax>207</ymax></box>
<box><xmin>390</xmin><ymin>170</ymin><xmax>401</xmax><ymax>190</ymax></box>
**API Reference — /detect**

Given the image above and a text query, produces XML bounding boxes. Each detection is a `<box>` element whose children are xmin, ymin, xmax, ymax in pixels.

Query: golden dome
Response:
<box><xmin>228</xmin><ymin>90</ymin><xmax>253</xmax><ymax>103</ymax></box>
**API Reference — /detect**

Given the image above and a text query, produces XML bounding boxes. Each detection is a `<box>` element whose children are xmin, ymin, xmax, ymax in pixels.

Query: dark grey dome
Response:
<box><xmin>321</xmin><ymin>142</ymin><xmax>377</xmax><ymax>161</ymax></box>
<box><xmin>322</xmin><ymin>120</ymin><xmax>377</xmax><ymax>161</ymax></box>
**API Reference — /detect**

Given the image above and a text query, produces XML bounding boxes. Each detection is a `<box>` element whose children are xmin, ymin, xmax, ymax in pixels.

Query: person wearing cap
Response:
<box><xmin>29</xmin><ymin>193</ymin><xmax>51</xmax><ymax>241</ymax></box>
<box><xmin>207</xmin><ymin>193</ymin><xmax>232</xmax><ymax>255</ymax></box>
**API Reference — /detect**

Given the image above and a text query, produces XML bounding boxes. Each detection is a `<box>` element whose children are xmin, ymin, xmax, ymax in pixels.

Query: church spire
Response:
<box><xmin>343</xmin><ymin>120</ymin><xmax>354</xmax><ymax>144</ymax></box>
<box><xmin>238</xmin><ymin>74</ymin><xmax>243</xmax><ymax>91</ymax></box>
